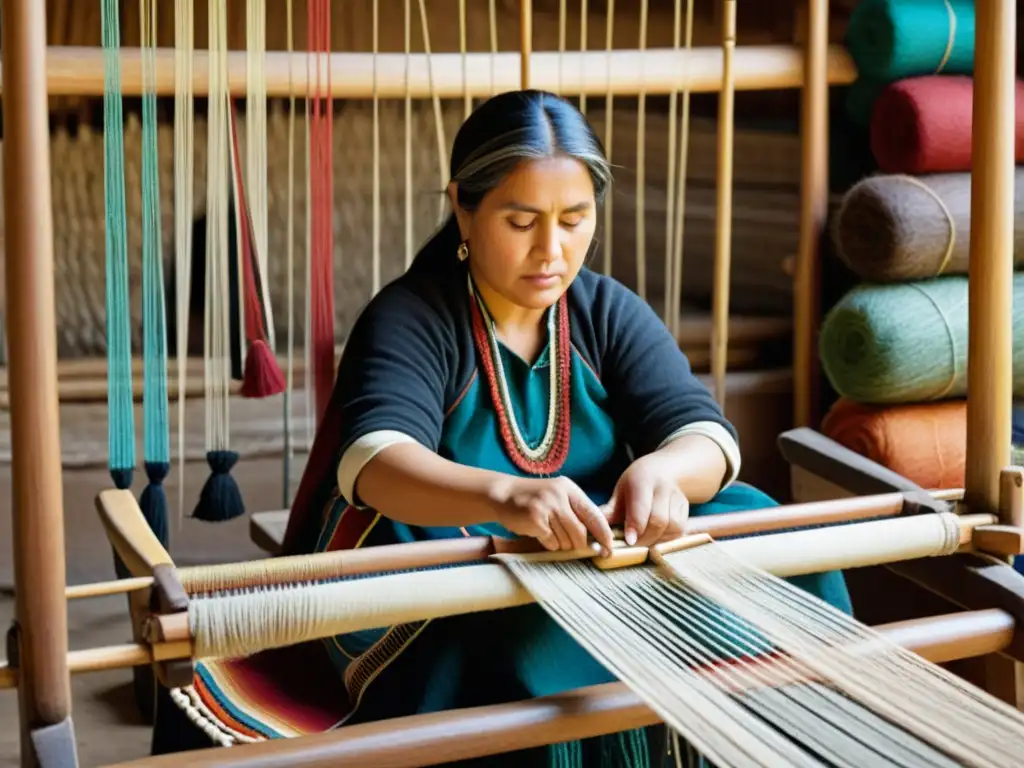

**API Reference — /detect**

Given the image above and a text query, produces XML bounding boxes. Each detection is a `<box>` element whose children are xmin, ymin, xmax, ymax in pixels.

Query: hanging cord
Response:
<box><xmin>308</xmin><ymin>0</ymin><xmax>335</xmax><ymax>424</ymax></box>
<box><xmin>669</xmin><ymin>0</ymin><xmax>695</xmax><ymax>340</ymax></box>
<box><xmin>228</xmin><ymin>101</ymin><xmax>285</xmax><ymax>399</ymax></box>
<box><xmin>602</xmin><ymin>0</ymin><xmax>615</xmax><ymax>276</ymax></box>
<box><xmin>635</xmin><ymin>0</ymin><xmax>649</xmax><ymax>301</ymax></box>
<box><xmin>173</xmin><ymin>0</ymin><xmax>195</xmax><ymax>531</ymax></box>
<box><xmin>282</xmin><ymin>0</ymin><xmax>296</xmax><ymax>506</ymax></box>
<box><xmin>372</xmin><ymin>0</ymin><xmax>382</xmax><ymax>295</ymax></box>
<box><xmin>101</xmin><ymin>0</ymin><xmax>134</xmax><ymax>496</ymax></box>
<box><xmin>404</xmin><ymin>0</ymin><xmax>413</xmax><ymax>270</ymax></box>
<box><xmin>102</xmin><ymin>0</ymin><xmax>137</xmax><ymax>584</ymax></box>
<box><xmin>138</xmin><ymin>0</ymin><xmax>170</xmax><ymax>548</ymax></box>
<box><xmin>192</xmin><ymin>0</ymin><xmax>244</xmax><ymax>522</ymax></box>
<box><xmin>417</xmin><ymin>0</ymin><xmax>449</xmax><ymax>225</ymax></box>
<box><xmin>236</xmin><ymin>0</ymin><xmax>285</xmax><ymax>400</ymax></box>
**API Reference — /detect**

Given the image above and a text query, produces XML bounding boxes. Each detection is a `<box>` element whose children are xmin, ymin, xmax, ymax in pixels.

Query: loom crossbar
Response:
<box><xmin>147</xmin><ymin>510</ymin><xmax>996</xmax><ymax>663</ymax></box>
<box><xmin>99</xmin><ymin>609</ymin><xmax>1019</xmax><ymax>768</ymax></box>
<box><xmin>20</xmin><ymin>44</ymin><xmax>857</xmax><ymax>98</ymax></box>
<box><xmin>90</xmin><ymin>485</ymin><xmax>964</xmax><ymax>598</ymax></box>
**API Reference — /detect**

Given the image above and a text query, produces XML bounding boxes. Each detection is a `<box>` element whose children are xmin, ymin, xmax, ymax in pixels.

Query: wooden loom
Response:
<box><xmin>3</xmin><ymin>0</ymin><xmax>1024</xmax><ymax>766</ymax></box>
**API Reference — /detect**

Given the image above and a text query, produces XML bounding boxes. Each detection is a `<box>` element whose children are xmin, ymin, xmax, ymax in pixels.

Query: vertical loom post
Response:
<box><xmin>793</xmin><ymin>0</ymin><xmax>828</xmax><ymax>429</ymax></box>
<box><xmin>1</xmin><ymin>0</ymin><xmax>74</xmax><ymax>761</ymax></box>
<box><xmin>520</xmin><ymin>0</ymin><xmax>532</xmax><ymax>89</ymax></box>
<box><xmin>965</xmin><ymin>0</ymin><xmax>1016</xmax><ymax>518</ymax></box>
<box><xmin>710</xmin><ymin>0</ymin><xmax>736</xmax><ymax>407</ymax></box>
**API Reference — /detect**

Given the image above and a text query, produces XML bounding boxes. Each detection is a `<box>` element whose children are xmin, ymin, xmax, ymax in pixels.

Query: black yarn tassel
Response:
<box><xmin>138</xmin><ymin>461</ymin><xmax>170</xmax><ymax>549</ymax></box>
<box><xmin>191</xmin><ymin>449</ymin><xmax>245</xmax><ymax>521</ymax></box>
<box><xmin>110</xmin><ymin>467</ymin><xmax>135</xmax><ymax>581</ymax></box>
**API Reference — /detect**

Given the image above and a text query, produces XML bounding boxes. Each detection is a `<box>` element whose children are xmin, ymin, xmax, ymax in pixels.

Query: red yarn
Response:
<box><xmin>240</xmin><ymin>339</ymin><xmax>286</xmax><ymax>397</ymax></box>
<box><xmin>469</xmin><ymin>294</ymin><xmax>572</xmax><ymax>476</ymax></box>
<box><xmin>870</xmin><ymin>75</ymin><xmax>1024</xmax><ymax>175</ymax></box>
<box><xmin>308</xmin><ymin>0</ymin><xmax>335</xmax><ymax>424</ymax></box>
<box><xmin>227</xmin><ymin>101</ymin><xmax>286</xmax><ymax>398</ymax></box>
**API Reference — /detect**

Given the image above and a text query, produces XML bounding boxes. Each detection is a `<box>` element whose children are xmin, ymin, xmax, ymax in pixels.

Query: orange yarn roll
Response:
<box><xmin>820</xmin><ymin>397</ymin><xmax>968</xmax><ymax>490</ymax></box>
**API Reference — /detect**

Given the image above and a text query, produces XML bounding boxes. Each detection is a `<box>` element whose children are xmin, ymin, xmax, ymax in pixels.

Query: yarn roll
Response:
<box><xmin>845</xmin><ymin>0</ymin><xmax>975</xmax><ymax>82</ymax></box>
<box><xmin>819</xmin><ymin>274</ymin><xmax>1024</xmax><ymax>405</ymax></box>
<box><xmin>821</xmin><ymin>397</ymin><xmax>1024</xmax><ymax>491</ymax></box>
<box><xmin>870</xmin><ymin>76</ymin><xmax>1024</xmax><ymax>174</ymax></box>
<box><xmin>833</xmin><ymin>170</ymin><xmax>1024</xmax><ymax>282</ymax></box>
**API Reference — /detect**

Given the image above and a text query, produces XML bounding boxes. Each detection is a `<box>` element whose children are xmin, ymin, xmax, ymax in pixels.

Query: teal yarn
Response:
<box><xmin>102</xmin><ymin>0</ymin><xmax>136</xmax><ymax>484</ymax></box>
<box><xmin>845</xmin><ymin>0</ymin><xmax>975</xmax><ymax>82</ymax></box>
<box><xmin>819</xmin><ymin>274</ymin><xmax>1024</xmax><ymax>405</ymax></box>
<box><xmin>140</xmin><ymin>3</ymin><xmax>170</xmax><ymax>546</ymax></box>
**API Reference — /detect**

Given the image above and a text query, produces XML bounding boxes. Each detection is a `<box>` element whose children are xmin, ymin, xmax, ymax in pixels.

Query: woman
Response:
<box><xmin>157</xmin><ymin>90</ymin><xmax>852</xmax><ymax>766</ymax></box>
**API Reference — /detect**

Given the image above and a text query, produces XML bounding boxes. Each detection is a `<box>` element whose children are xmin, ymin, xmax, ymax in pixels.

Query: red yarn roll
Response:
<box><xmin>870</xmin><ymin>75</ymin><xmax>1024</xmax><ymax>174</ymax></box>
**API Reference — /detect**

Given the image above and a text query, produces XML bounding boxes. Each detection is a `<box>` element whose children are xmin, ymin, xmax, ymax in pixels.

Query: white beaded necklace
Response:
<box><xmin>468</xmin><ymin>274</ymin><xmax>562</xmax><ymax>461</ymax></box>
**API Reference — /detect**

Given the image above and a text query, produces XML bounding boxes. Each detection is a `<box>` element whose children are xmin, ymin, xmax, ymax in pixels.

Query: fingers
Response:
<box><xmin>567</xmin><ymin>489</ymin><xmax>615</xmax><ymax>556</ymax></box>
<box><xmin>636</xmin><ymin>483</ymin><xmax>670</xmax><ymax>547</ymax></box>
<box><xmin>620</xmin><ymin>479</ymin><xmax>652</xmax><ymax>547</ymax></box>
<box><xmin>553</xmin><ymin>502</ymin><xmax>590</xmax><ymax>552</ymax></box>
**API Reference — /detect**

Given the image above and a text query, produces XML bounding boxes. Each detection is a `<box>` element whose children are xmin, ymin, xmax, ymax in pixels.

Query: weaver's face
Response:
<box><xmin>458</xmin><ymin>156</ymin><xmax>597</xmax><ymax>311</ymax></box>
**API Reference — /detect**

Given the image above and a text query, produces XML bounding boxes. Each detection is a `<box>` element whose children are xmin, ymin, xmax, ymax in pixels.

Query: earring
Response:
<box><xmin>457</xmin><ymin>241</ymin><xmax>469</xmax><ymax>262</ymax></box>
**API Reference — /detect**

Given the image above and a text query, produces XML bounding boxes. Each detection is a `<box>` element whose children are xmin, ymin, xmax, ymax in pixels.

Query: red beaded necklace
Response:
<box><xmin>467</xmin><ymin>275</ymin><xmax>572</xmax><ymax>475</ymax></box>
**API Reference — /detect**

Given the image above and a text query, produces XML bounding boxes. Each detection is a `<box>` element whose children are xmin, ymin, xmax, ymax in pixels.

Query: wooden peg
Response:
<box><xmin>591</xmin><ymin>546</ymin><xmax>649</xmax><ymax>570</ymax></box>
<box><xmin>999</xmin><ymin>467</ymin><xmax>1024</xmax><ymax>528</ymax></box>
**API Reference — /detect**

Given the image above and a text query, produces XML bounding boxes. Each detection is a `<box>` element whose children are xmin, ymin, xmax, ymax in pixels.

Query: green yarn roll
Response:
<box><xmin>820</xmin><ymin>274</ymin><xmax>1024</xmax><ymax>405</ymax></box>
<box><xmin>845</xmin><ymin>0</ymin><xmax>975</xmax><ymax>82</ymax></box>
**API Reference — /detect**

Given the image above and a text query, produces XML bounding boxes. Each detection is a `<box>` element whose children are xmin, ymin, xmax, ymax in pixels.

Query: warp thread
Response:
<box><xmin>832</xmin><ymin>170</ymin><xmax>1024</xmax><ymax>283</ymax></box>
<box><xmin>819</xmin><ymin>274</ymin><xmax>1024</xmax><ymax>405</ymax></box>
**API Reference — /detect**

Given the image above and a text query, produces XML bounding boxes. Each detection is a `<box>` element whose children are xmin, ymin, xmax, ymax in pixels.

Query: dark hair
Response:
<box><xmin>413</xmin><ymin>90</ymin><xmax>611</xmax><ymax>269</ymax></box>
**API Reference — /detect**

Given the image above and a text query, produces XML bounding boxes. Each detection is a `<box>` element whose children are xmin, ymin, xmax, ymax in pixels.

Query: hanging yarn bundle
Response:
<box><xmin>228</xmin><ymin>101</ymin><xmax>286</xmax><ymax>398</ymax></box>
<box><xmin>103</xmin><ymin>0</ymin><xmax>171</xmax><ymax>561</ymax></box>
<box><xmin>307</xmin><ymin>0</ymin><xmax>335</xmax><ymax>424</ymax></box>
<box><xmin>174</xmin><ymin>0</ymin><xmax>196</xmax><ymax>528</ymax></box>
<box><xmin>844</xmin><ymin>0</ymin><xmax>976</xmax><ymax>83</ymax></box>
<box><xmin>832</xmin><ymin>170</ymin><xmax>1024</xmax><ymax>283</ymax></box>
<box><xmin>818</xmin><ymin>274</ymin><xmax>1024</xmax><ymax>405</ymax></box>
<box><xmin>138</xmin><ymin>0</ymin><xmax>171</xmax><ymax>546</ymax></box>
<box><xmin>102</xmin><ymin>0</ymin><xmax>136</xmax><ymax>503</ymax></box>
<box><xmin>193</xmin><ymin>0</ymin><xmax>244</xmax><ymax>522</ymax></box>
<box><xmin>237</xmin><ymin>0</ymin><xmax>285</xmax><ymax>400</ymax></box>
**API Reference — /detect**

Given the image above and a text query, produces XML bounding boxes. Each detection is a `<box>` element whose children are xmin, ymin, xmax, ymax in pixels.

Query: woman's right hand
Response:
<box><xmin>488</xmin><ymin>476</ymin><xmax>615</xmax><ymax>556</ymax></box>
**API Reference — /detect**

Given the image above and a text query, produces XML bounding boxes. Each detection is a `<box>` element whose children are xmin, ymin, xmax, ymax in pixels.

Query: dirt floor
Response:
<box><xmin>0</xmin><ymin>455</ymin><xmax>284</xmax><ymax>767</ymax></box>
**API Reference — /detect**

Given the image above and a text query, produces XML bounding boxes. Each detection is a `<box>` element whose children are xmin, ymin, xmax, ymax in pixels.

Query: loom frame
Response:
<box><xmin>2</xmin><ymin>0</ymin><xmax>1024</xmax><ymax>766</ymax></box>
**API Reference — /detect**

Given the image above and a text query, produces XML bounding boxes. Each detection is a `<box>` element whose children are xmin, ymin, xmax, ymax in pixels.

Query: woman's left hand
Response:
<box><xmin>600</xmin><ymin>457</ymin><xmax>689</xmax><ymax>547</ymax></box>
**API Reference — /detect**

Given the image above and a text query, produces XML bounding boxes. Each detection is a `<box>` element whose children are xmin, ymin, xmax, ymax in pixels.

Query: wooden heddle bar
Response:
<box><xmin>10</xmin><ymin>44</ymin><xmax>857</xmax><ymax>98</ymax></box>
